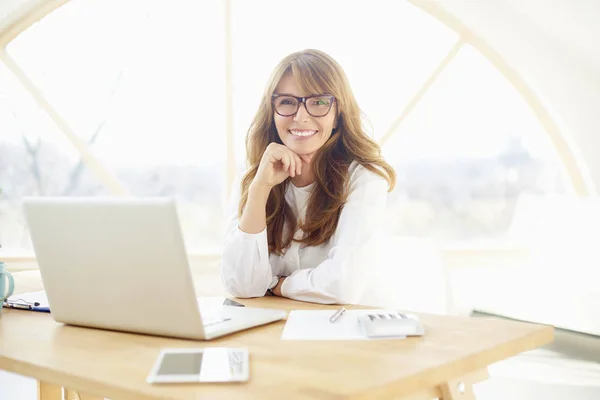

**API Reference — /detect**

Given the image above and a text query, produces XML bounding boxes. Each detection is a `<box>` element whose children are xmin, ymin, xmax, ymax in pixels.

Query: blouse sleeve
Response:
<box><xmin>220</xmin><ymin>177</ymin><xmax>273</xmax><ymax>298</ymax></box>
<box><xmin>280</xmin><ymin>166</ymin><xmax>389</xmax><ymax>304</ymax></box>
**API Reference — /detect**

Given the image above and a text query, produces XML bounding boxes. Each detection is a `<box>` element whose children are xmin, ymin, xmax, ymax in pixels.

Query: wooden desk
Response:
<box><xmin>0</xmin><ymin>274</ymin><xmax>553</xmax><ymax>400</ymax></box>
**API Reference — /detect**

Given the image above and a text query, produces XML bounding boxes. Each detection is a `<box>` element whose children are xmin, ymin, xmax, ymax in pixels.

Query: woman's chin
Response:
<box><xmin>295</xmin><ymin>148</ymin><xmax>318</xmax><ymax>157</ymax></box>
<box><xmin>284</xmin><ymin>142</ymin><xmax>313</xmax><ymax>154</ymax></box>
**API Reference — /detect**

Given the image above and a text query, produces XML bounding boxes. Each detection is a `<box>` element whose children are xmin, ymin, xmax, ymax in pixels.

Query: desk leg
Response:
<box><xmin>64</xmin><ymin>388</ymin><xmax>104</xmax><ymax>400</ymax></box>
<box><xmin>439</xmin><ymin>369</ymin><xmax>489</xmax><ymax>400</ymax></box>
<box><xmin>37</xmin><ymin>382</ymin><xmax>103</xmax><ymax>400</ymax></box>
<box><xmin>37</xmin><ymin>382</ymin><xmax>62</xmax><ymax>400</ymax></box>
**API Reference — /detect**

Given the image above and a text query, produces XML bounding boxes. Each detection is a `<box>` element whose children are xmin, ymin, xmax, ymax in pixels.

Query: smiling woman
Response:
<box><xmin>221</xmin><ymin>49</ymin><xmax>396</xmax><ymax>305</ymax></box>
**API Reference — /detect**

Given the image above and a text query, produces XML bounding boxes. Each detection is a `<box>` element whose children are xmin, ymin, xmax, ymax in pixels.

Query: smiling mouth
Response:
<box><xmin>289</xmin><ymin>130</ymin><xmax>318</xmax><ymax>137</ymax></box>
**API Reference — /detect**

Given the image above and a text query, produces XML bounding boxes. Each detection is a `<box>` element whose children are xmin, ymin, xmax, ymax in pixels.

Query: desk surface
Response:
<box><xmin>0</xmin><ymin>272</ymin><xmax>554</xmax><ymax>400</ymax></box>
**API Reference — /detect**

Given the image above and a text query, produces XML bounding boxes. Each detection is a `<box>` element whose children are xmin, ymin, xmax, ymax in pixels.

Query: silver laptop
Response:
<box><xmin>22</xmin><ymin>197</ymin><xmax>286</xmax><ymax>340</ymax></box>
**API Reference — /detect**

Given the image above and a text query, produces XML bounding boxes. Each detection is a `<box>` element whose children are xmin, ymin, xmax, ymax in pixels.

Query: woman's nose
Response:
<box><xmin>293</xmin><ymin>101</ymin><xmax>310</xmax><ymax>122</ymax></box>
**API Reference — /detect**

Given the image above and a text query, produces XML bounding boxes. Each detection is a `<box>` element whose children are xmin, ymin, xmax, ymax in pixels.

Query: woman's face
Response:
<box><xmin>273</xmin><ymin>73</ymin><xmax>337</xmax><ymax>156</ymax></box>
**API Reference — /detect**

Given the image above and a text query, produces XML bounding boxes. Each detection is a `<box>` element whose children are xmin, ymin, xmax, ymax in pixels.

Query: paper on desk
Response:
<box><xmin>7</xmin><ymin>290</ymin><xmax>49</xmax><ymax>307</ymax></box>
<box><xmin>281</xmin><ymin>309</ymin><xmax>403</xmax><ymax>340</ymax></box>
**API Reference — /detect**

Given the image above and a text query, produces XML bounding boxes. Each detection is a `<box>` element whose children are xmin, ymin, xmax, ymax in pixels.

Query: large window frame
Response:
<box><xmin>0</xmin><ymin>0</ymin><xmax>591</xmax><ymax>269</ymax></box>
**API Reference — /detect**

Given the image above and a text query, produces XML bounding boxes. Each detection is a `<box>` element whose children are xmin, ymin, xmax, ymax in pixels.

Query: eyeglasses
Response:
<box><xmin>272</xmin><ymin>94</ymin><xmax>335</xmax><ymax>118</ymax></box>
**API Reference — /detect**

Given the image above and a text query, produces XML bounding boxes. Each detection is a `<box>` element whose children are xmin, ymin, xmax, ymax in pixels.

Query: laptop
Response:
<box><xmin>22</xmin><ymin>197</ymin><xmax>286</xmax><ymax>340</ymax></box>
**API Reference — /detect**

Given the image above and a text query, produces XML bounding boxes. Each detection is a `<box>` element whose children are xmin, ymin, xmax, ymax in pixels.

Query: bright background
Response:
<box><xmin>0</xmin><ymin>0</ymin><xmax>572</xmax><ymax>256</ymax></box>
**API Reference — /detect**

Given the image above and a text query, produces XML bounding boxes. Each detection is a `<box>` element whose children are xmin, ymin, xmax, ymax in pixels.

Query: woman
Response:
<box><xmin>221</xmin><ymin>49</ymin><xmax>395</xmax><ymax>305</ymax></box>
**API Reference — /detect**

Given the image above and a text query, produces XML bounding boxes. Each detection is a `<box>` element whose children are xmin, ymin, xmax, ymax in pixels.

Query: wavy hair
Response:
<box><xmin>239</xmin><ymin>49</ymin><xmax>395</xmax><ymax>255</ymax></box>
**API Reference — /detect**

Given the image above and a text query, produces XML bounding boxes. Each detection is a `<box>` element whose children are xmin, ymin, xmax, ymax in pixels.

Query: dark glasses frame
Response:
<box><xmin>271</xmin><ymin>94</ymin><xmax>336</xmax><ymax>118</ymax></box>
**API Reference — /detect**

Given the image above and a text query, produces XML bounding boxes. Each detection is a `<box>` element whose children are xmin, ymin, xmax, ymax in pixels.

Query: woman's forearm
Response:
<box><xmin>238</xmin><ymin>182</ymin><xmax>271</xmax><ymax>234</ymax></box>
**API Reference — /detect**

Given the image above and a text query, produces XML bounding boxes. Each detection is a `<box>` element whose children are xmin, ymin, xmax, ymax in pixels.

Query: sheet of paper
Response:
<box><xmin>281</xmin><ymin>309</ymin><xmax>403</xmax><ymax>340</ymax></box>
<box><xmin>7</xmin><ymin>290</ymin><xmax>49</xmax><ymax>307</ymax></box>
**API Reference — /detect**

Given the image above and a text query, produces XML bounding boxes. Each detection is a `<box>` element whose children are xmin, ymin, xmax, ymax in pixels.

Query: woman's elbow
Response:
<box><xmin>227</xmin><ymin>288</ymin><xmax>265</xmax><ymax>299</ymax></box>
<box><xmin>221</xmin><ymin>276</ymin><xmax>266</xmax><ymax>299</ymax></box>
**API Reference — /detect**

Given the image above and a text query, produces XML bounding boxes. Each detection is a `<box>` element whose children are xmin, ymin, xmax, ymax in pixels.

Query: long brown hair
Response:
<box><xmin>240</xmin><ymin>49</ymin><xmax>395</xmax><ymax>255</ymax></box>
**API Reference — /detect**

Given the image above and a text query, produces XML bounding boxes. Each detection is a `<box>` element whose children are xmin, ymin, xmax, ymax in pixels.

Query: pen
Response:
<box><xmin>329</xmin><ymin>307</ymin><xmax>346</xmax><ymax>323</ymax></box>
<box><xmin>4</xmin><ymin>302</ymin><xmax>32</xmax><ymax>310</ymax></box>
<box><xmin>3</xmin><ymin>301</ymin><xmax>50</xmax><ymax>312</ymax></box>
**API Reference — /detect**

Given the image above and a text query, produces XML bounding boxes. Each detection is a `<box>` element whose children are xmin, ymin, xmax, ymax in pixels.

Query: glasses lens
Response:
<box><xmin>274</xmin><ymin>96</ymin><xmax>298</xmax><ymax>116</ymax></box>
<box><xmin>306</xmin><ymin>96</ymin><xmax>333</xmax><ymax>117</ymax></box>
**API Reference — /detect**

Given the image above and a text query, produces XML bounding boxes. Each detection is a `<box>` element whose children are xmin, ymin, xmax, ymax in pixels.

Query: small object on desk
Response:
<box><xmin>329</xmin><ymin>307</ymin><xmax>346</xmax><ymax>323</ymax></box>
<box><xmin>147</xmin><ymin>347</ymin><xmax>249</xmax><ymax>384</ymax></box>
<box><xmin>358</xmin><ymin>312</ymin><xmax>424</xmax><ymax>338</ymax></box>
<box><xmin>2</xmin><ymin>290</ymin><xmax>50</xmax><ymax>313</ymax></box>
<box><xmin>223</xmin><ymin>298</ymin><xmax>245</xmax><ymax>307</ymax></box>
<box><xmin>197</xmin><ymin>296</ymin><xmax>245</xmax><ymax>310</ymax></box>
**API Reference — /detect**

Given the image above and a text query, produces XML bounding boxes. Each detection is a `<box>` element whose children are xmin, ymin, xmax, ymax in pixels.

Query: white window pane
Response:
<box><xmin>5</xmin><ymin>0</ymin><xmax>227</xmax><ymax>253</ymax></box>
<box><xmin>382</xmin><ymin>44</ymin><xmax>573</xmax><ymax>243</ymax></box>
<box><xmin>0</xmin><ymin>62</ymin><xmax>107</xmax><ymax>251</ymax></box>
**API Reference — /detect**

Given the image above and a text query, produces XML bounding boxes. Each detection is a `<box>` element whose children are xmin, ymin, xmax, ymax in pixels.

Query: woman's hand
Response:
<box><xmin>271</xmin><ymin>277</ymin><xmax>286</xmax><ymax>297</ymax></box>
<box><xmin>253</xmin><ymin>143</ymin><xmax>303</xmax><ymax>188</ymax></box>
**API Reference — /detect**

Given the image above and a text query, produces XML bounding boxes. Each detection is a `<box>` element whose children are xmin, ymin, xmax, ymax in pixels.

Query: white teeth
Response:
<box><xmin>290</xmin><ymin>130</ymin><xmax>317</xmax><ymax>137</ymax></box>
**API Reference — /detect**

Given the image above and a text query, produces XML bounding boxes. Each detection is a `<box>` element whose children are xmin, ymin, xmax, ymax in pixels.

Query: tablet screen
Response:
<box><xmin>157</xmin><ymin>352</ymin><xmax>204</xmax><ymax>375</ymax></box>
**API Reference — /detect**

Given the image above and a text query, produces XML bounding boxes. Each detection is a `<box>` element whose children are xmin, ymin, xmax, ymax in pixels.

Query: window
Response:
<box><xmin>1</xmin><ymin>0</ymin><xmax>226</xmax><ymax>253</ymax></box>
<box><xmin>0</xmin><ymin>0</ymin><xmax>575</xmax><ymax>259</ymax></box>
<box><xmin>382</xmin><ymin>44</ymin><xmax>572</xmax><ymax>243</ymax></box>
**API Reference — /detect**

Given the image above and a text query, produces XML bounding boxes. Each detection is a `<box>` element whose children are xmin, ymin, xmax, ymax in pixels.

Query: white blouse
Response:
<box><xmin>220</xmin><ymin>161</ymin><xmax>388</xmax><ymax>305</ymax></box>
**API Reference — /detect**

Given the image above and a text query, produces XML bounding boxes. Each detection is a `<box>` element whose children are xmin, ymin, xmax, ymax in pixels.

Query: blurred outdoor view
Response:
<box><xmin>0</xmin><ymin>0</ymin><xmax>572</xmax><ymax>255</ymax></box>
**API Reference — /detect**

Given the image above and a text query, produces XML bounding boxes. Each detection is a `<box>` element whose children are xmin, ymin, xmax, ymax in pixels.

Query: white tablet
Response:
<box><xmin>146</xmin><ymin>348</ymin><xmax>249</xmax><ymax>384</ymax></box>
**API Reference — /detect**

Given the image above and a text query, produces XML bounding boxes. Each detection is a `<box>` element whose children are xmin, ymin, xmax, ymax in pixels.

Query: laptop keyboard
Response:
<box><xmin>202</xmin><ymin>316</ymin><xmax>231</xmax><ymax>327</ymax></box>
<box><xmin>197</xmin><ymin>296</ymin><xmax>236</xmax><ymax>327</ymax></box>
